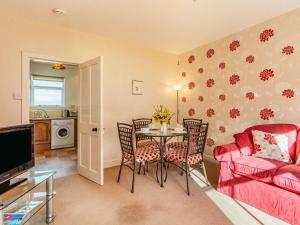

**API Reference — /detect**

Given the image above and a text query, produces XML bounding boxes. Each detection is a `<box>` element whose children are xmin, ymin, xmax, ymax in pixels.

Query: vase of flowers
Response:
<box><xmin>152</xmin><ymin>105</ymin><xmax>173</xmax><ymax>133</ymax></box>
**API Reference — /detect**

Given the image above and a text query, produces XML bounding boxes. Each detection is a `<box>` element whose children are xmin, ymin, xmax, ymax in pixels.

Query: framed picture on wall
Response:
<box><xmin>132</xmin><ymin>80</ymin><xmax>143</xmax><ymax>95</ymax></box>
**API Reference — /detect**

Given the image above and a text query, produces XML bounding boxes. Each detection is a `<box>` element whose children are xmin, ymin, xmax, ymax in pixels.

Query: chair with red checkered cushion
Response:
<box><xmin>133</xmin><ymin>118</ymin><xmax>158</xmax><ymax>147</ymax></box>
<box><xmin>167</xmin><ymin>118</ymin><xmax>202</xmax><ymax>150</ymax></box>
<box><xmin>117</xmin><ymin>122</ymin><xmax>160</xmax><ymax>193</ymax></box>
<box><xmin>164</xmin><ymin>122</ymin><xmax>209</xmax><ymax>195</ymax></box>
<box><xmin>133</xmin><ymin>118</ymin><xmax>160</xmax><ymax>173</ymax></box>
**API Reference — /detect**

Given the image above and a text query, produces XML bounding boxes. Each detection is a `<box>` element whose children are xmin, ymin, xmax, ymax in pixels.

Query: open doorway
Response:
<box><xmin>29</xmin><ymin>58</ymin><xmax>79</xmax><ymax>178</ymax></box>
<box><xmin>22</xmin><ymin>53</ymin><xmax>104</xmax><ymax>184</ymax></box>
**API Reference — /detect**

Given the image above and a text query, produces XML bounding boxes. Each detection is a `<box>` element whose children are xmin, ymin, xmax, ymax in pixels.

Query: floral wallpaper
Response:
<box><xmin>178</xmin><ymin>9</ymin><xmax>300</xmax><ymax>157</ymax></box>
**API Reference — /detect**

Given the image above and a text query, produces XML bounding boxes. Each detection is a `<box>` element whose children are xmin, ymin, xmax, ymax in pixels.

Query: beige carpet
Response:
<box><xmin>45</xmin><ymin>165</ymin><xmax>232</xmax><ymax>225</ymax></box>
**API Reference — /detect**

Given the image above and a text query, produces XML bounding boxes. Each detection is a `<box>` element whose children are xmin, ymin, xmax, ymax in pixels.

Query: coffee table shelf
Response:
<box><xmin>0</xmin><ymin>171</ymin><xmax>56</xmax><ymax>225</ymax></box>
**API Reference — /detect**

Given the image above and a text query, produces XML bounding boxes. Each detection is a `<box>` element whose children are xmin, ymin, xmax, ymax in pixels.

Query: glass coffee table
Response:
<box><xmin>0</xmin><ymin>171</ymin><xmax>56</xmax><ymax>225</ymax></box>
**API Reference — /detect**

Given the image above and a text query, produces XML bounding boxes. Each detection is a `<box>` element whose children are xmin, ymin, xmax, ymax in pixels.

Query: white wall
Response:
<box><xmin>0</xmin><ymin>11</ymin><xmax>179</xmax><ymax>168</ymax></box>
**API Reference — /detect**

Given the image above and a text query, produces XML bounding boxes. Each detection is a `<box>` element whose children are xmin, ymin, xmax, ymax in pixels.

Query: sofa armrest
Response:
<box><xmin>213</xmin><ymin>143</ymin><xmax>242</xmax><ymax>162</ymax></box>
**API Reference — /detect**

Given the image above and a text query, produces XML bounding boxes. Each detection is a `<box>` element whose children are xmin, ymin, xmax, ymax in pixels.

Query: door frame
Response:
<box><xmin>21</xmin><ymin>52</ymin><xmax>104</xmax><ymax>184</ymax></box>
<box><xmin>21</xmin><ymin>52</ymin><xmax>80</xmax><ymax>123</ymax></box>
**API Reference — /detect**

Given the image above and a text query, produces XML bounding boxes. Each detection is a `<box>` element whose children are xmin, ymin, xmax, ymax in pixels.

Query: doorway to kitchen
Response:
<box><xmin>29</xmin><ymin>58</ymin><xmax>79</xmax><ymax>178</ymax></box>
<box><xmin>22</xmin><ymin>53</ymin><xmax>104</xmax><ymax>184</ymax></box>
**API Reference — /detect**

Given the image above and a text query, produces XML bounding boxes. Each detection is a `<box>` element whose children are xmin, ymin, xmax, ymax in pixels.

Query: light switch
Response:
<box><xmin>13</xmin><ymin>93</ymin><xmax>23</xmax><ymax>100</ymax></box>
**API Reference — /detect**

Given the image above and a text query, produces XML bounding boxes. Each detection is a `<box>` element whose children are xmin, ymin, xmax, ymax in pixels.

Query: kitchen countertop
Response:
<box><xmin>30</xmin><ymin>116</ymin><xmax>78</xmax><ymax>121</ymax></box>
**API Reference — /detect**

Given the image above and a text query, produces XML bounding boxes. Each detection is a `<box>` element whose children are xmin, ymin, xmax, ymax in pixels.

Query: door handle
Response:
<box><xmin>92</xmin><ymin>128</ymin><xmax>98</xmax><ymax>132</ymax></box>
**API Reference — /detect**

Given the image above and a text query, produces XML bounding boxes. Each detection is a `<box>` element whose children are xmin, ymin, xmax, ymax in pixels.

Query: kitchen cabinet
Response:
<box><xmin>30</xmin><ymin>119</ymin><xmax>51</xmax><ymax>153</ymax></box>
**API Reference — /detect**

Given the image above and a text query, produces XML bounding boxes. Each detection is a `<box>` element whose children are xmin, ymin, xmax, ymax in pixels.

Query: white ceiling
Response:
<box><xmin>2</xmin><ymin>0</ymin><xmax>300</xmax><ymax>54</ymax></box>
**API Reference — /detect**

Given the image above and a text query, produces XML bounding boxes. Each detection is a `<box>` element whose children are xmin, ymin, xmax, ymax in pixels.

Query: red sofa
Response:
<box><xmin>214</xmin><ymin>124</ymin><xmax>300</xmax><ymax>225</ymax></box>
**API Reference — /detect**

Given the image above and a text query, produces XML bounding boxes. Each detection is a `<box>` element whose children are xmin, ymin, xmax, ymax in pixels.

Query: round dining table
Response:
<box><xmin>135</xmin><ymin>129</ymin><xmax>187</xmax><ymax>187</ymax></box>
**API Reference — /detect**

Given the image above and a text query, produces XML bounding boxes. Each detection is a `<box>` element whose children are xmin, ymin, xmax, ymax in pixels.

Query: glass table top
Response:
<box><xmin>135</xmin><ymin>129</ymin><xmax>186</xmax><ymax>137</ymax></box>
<box><xmin>0</xmin><ymin>171</ymin><xmax>55</xmax><ymax>210</ymax></box>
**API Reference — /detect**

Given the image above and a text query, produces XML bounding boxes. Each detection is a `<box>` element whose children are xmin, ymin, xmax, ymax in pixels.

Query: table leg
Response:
<box><xmin>46</xmin><ymin>175</ymin><xmax>55</xmax><ymax>224</ymax></box>
<box><xmin>159</xmin><ymin>137</ymin><xmax>164</xmax><ymax>187</ymax></box>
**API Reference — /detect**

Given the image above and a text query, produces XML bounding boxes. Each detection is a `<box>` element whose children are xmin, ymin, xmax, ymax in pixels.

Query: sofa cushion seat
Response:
<box><xmin>273</xmin><ymin>165</ymin><xmax>300</xmax><ymax>194</ymax></box>
<box><xmin>230</xmin><ymin>156</ymin><xmax>287</xmax><ymax>183</ymax></box>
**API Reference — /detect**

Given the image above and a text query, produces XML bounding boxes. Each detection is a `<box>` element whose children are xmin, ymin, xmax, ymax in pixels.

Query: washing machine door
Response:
<box><xmin>56</xmin><ymin>126</ymin><xmax>70</xmax><ymax>139</ymax></box>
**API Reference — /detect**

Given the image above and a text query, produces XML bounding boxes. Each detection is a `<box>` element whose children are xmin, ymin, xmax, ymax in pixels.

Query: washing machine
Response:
<box><xmin>51</xmin><ymin>119</ymin><xmax>75</xmax><ymax>149</ymax></box>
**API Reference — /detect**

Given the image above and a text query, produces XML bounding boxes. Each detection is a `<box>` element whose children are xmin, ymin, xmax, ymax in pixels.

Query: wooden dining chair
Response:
<box><xmin>164</xmin><ymin>123</ymin><xmax>209</xmax><ymax>195</ymax></box>
<box><xmin>117</xmin><ymin>122</ymin><xmax>160</xmax><ymax>193</ymax></box>
<box><xmin>167</xmin><ymin>118</ymin><xmax>202</xmax><ymax>150</ymax></box>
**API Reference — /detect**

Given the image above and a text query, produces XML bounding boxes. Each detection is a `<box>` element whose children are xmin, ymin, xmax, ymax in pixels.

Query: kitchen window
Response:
<box><xmin>31</xmin><ymin>75</ymin><xmax>65</xmax><ymax>107</ymax></box>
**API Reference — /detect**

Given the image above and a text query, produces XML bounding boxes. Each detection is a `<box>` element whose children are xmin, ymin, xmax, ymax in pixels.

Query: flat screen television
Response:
<box><xmin>0</xmin><ymin>124</ymin><xmax>34</xmax><ymax>191</ymax></box>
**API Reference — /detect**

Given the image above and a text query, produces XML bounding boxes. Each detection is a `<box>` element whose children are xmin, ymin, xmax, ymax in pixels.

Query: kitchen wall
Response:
<box><xmin>0</xmin><ymin>11</ymin><xmax>178</xmax><ymax>168</ymax></box>
<box><xmin>178</xmin><ymin>8</ymin><xmax>300</xmax><ymax>158</ymax></box>
<box><xmin>30</xmin><ymin>61</ymin><xmax>79</xmax><ymax>117</ymax></box>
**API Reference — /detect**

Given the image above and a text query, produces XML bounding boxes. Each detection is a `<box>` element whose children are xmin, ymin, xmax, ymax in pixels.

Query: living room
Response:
<box><xmin>0</xmin><ymin>1</ymin><xmax>300</xmax><ymax>225</ymax></box>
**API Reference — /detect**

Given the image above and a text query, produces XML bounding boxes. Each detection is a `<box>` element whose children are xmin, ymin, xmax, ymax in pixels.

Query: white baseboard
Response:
<box><xmin>104</xmin><ymin>158</ymin><xmax>120</xmax><ymax>168</ymax></box>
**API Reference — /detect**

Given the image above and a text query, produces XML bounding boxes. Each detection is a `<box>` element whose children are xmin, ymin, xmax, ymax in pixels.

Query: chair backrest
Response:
<box><xmin>117</xmin><ymin>122</ymin><xmax>134</xmax><ymax>155</ymax></box>
<box><xmin>183</xmin><ymin>118</ymin><xmax>202</xmax><ymax>141</ymax></box>
<box><xmin>133</xmin><ymin>118</ymin><xmax>152</xmax><ymax>144</ymax></box>
<box><xmin>187</xmin><ymin>123</ymin><xmax>209</xmax><ymax>156</ymax></box>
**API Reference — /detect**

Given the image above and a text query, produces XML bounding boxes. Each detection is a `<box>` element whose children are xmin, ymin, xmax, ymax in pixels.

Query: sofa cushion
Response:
<box><xmin>234</xmin><ymin>132</ymin><xmax>253</xmax><ymax>156</ymax></box>
<box><xmin>273</xmin><ymin>165</ymin><xmax>300</xmax><ymax>194</ymax></box>
<box><xmin>251</xmin><ymin>130</ymin><xmax>291</xmax><ymax>163</ymax></box>
<box><xmin>244</xmin><ymin>124</ymin><xmax>298</xmax><ymax>161</ymax></box>
<box><xmin>230</xmin><ymin>156</ymin><xmax>287</xmax><ymax>183</ymax></box>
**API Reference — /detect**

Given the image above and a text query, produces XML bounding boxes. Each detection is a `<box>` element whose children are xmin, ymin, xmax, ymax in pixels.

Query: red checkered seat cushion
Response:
<box><xmin>167</xmin><ymin>141</ymin><xmax>186</xmax><ymax>149</ymax></box>
<box><xmin>165</xmin><ymin>148</ymin><xmax>203</xmax><ymax>165</ymax></box>
<box><xmin>122</xmin><ymin>147</ymin><xmax>160</xmax><ymax>163</ymax></box>
<box><xmin>137</xmin><ymin>140</ymin><xmax>159</xmax><ymax>148</ymax></box>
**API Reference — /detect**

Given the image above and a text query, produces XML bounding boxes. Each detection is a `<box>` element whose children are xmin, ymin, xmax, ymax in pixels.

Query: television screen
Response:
<box><xmin>0</xmin><ymin>125</ymin><xmax>34</xmax><ymax>184</ymax></box>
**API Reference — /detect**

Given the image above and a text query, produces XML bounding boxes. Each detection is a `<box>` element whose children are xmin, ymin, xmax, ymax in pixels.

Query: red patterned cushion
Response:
<box><xmin>167</xmin><ymin>141</ymin><xmax>186</xmax><ymax>149</ymax></box>
<box><xmin>122</xmin><ymin>151</ymin><xmax>134</xmax><ymax>161</ymax></box>
<box><xmin>137</xmin><ymin>140</ymin><xmax>159</xmax><ymax>148</ymax></box>
<box><xmin>165</xmin><ymin>148</ymin><xmax>202</xmax><ymax>165</ymax></box>
<box><xmin>122</xmin><ymin>147</ymin><xmax>160</xmax><ymax>162</ymax></box>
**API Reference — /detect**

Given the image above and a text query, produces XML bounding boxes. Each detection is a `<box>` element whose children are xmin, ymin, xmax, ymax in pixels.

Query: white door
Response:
<box><xmin>78</xmin><ymin>57</ymin><xmax>103</xmax><ymax>185</ymax></box>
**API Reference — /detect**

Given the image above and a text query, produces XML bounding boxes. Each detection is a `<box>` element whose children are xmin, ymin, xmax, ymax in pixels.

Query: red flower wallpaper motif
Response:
<box><xmin>206</xmin><ymin>49</ymin><xmax>215</xmax><ymax>58</ymax></box>
<box><xmin>182</xmin><ymin>72</ymin><xmax>186</xmax><ymax>77</ymax></box>
<box><xmin>260</xmin><ymin>108</ymin><xmax>274</xmax><ymax>120</ymax></box>
<box><xmin>229</xmin><ymin>40</ymin><xmax>240</xmax><ymax>51</ymax></box>
<box><xmin>198</xmin><ymin>68</ymin><xmax>204</xmax><ymax>74</ymax></box>
<box><xmin>207</xmin><ymin>78</ymin><xmax>215</xmax><ymax>87</ymax></box>
<box><xmin>219</xmin><ymin>94</ymin><xmax>226</xmax><ymax>101</ymax></box>
<box><xmin>188</xmin><ymin>55</ymin><xmax>195</xmax><ymax>63</ymax></box>
<box><xmin>207</xmin><ymin>108</ymin><xmax>215</xmax><ymax>117</ymax></box>
<box><xmin>182</xmin><ymin>97</ymin><xmax>187</xmax><ymax>103</ymax></box>
<box><xmin>219</xmin><ymin>62</ymin><xmax>226</xmax><ymax>69</ymax></box>
<box><xmin>282</xmin><ymin>89</ymin><xmax>294</xmax><ymax>98</ymax></box>
<box><xmin>207</xmin><ymin>138</ymin><xmax>215</xmax><ymax>147</ymax></box>
<box><xmin>188</xmin><ymin>81</ymin><xmax>195</xmax><ymax>90</ymax></box>
<box><xmin>264</xmin><ymin>134</ymin><xmax>277</xmax><ymax>145</ymax></box>
<box><xmin>282</xmin><ymin>46</ymin><xmax>294</xmax><ymax>55</ymax></box>
<box><xmin>260</xmin><ymin>69</ymin><xmax>274</xmax><ymax>81</ymax></box>
<box><xmin>246</xmin><ymin>55</ymin><xmax>255</xmax><ymax>63</ymax></box>
<box><xmin>198</xmin><ymin>96</ymin><xmax>204</xmax><ymax>102</ymax></box>
<box><xmin>219</xmin><ymin>126</ymin><xmax>226</xmax><ymax>133</ymax></box>
<box><xmin>229</xmin><ymin>108</ymin><xmax>240</xmax><ymax>119</ymax></box>
<box><xmin>260</xmin><ymin>29</ymin><xmax>274</xmax><ymax>42</ymax></box>
<box><xmin>246</xmin><ymin>92</ymin><xmax>255</xmax><ymax>100</ymax></box>
<box><xmin>188</xmin><ymin>108</ymin><xmax>195</xmax><ymax>116</ymax></box>
<box><xmin>229</xmin><ymin>74</ymin><xmax>240</xmax><ymax>85</ymax></box>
